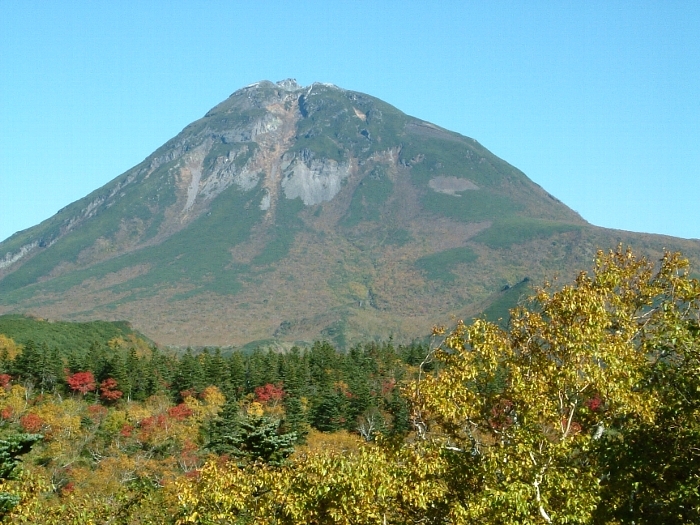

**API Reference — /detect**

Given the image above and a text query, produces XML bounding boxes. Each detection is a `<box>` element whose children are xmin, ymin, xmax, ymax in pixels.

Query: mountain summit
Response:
<box><xmin>1</xmin><ymin>80</ymin><xmax>698</xmax><ymax>346</ymax></box>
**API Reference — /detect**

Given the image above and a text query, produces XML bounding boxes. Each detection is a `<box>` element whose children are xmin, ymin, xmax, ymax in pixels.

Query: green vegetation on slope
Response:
<box><xmin>421</xmin><ymin>190</ymin><xmax>519</xmax><ymax>222</ymax></box>
<box><xmin>0</xmin><ymin>160</ymin><xmax>178</xmax><ymax>295</ymax></box>
<box><xmin>0</xmin><ymin>314</ymin><xmax>147</xmax><ymax>354</ymax></box>
<box><xmin>473</xmin><ymin>217</ymin><xmax>582</xmax><ymax>248</ymax></box>
<box><xmin>477</xmin><ymin>278</ymin><xmax>532</xmax><ymax>326</ymax></box>
<box><xmin>295</xmin><ymin>85</ymin><xmax>408</xmax><ymax>162</ymax></box>
<box><xmin>401</xmin><ymin>136</ymin><xmax>501</xmax><ymax>186</ymax></box>
<box><xmin>111</xmin><ymin>184</ymin><xmax>266</xmax><ymax>297</ymax></box>
<box><xmin>415</xmin><ymin>246</ymin><xmax>478</xmax><ymax>283</ymax></box>
<box><xmin>252</xmin><ymin>197</ymin><xmax>305</xmax><ymax>267</ymax></box>
<box><xmin>2</xmin><ymin>184</ymin><xmax>267</xmax><ymax>307</ymax></box>
<box><xmin>342</xmin><ymin>166</ymin><xmax>394</xmax><ymax>227</ymax></box>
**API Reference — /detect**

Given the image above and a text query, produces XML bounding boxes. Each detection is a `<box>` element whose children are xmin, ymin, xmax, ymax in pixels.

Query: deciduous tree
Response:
<box><xmin>409</xmin><ymin>247</ymin><xmax>700</xmax><ymax>523</ymax></box>
<box><xmin>99</xmin><ymin>378</ymin><xmax>122</xmax><ymax>402</ymax></box>
<box><xmin>66</xmin><ymin>371</ymin><xmax>96</xmax><ymax>396</ymax></box>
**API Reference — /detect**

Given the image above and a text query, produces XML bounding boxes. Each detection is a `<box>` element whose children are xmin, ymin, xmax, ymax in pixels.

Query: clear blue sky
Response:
<box><xmin>2</xmin><ymin>1</ymin><xmax>699</xmax><ymax>244</ymax></box>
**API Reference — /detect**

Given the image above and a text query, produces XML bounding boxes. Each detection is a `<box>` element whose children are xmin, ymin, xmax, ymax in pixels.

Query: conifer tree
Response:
<box><xmin>308</xmin><ymin>341</ymin><xmax>339</xmax><ymax>391</ymax></box>
<box><xmin>0</xmin><ymin>433</ymin><xmax>42</xmax><ymax>516</ymax></box>
<box><xmin>227</xmin><ymin>351</ymin><xmax>246</xmax><ymax>398</ymax></box>
<box><xmin>84</xmin><ymin>341</ymin><xmax>109</xmax><ymax>380</ymax></box>
<box><xmin>151</xmin><ymin>346</ymin><xmax>176</xmax><ymax>394</ymax></box>
<box><xmin>11</xmin><ymin>339</ymin><xmax>39</xmax><ymax>383</ymax></box>
<box><xmin>124</xmin><ymin>347</ymin><xmax>146</xmax><ymax>400</ymax></box>
<box><xmin>346</xmin><ymin>370</ymin><xmax>373</xmax><ymax>430</ymax></box>
<box><xmin>311</xmin><ymin>392</ymin><xmax>344</xmax><ymax>432</ymax></box>
<box><xmin>66</xmin><ymin>348</ymin><xmax>85</xmax><ymax>375</ymax></box>
<box><xmin>203</xmin><ymin>347</ymin><xmax>227</xmax><ymax>390</ymax></box>
<box><xmin>245</xmin><ymin>349</ymin><xmax>266</xmax><ymax>392</ymax></box>
<box><xmin>206</xmin><ymin>397</ymin><xmax>243</xmax><ymax>455</ymax></box>
<box><xmin>0</xmin><ymin>348</ymin><xmax>9</xmax><ymax>376</ymax></box>
<box><xmin>227</xmin><ymin>415</ymin><xmax>297</xmax><ymax>466</ymax></box>
<box><xmin>13</xmin><ymin>341</ymin><xmax>62</xmax><ymax>393</ymax></box>
<box><xmin>35</xmin><ymin>343</ymin><xmax>62</xmax><ymax>394</ymax></box>
<box><xmin>387</xmin><ymin>390</ymin><xmax>411</xmax><ymax>436</ymax></box>
<box><xmin>278</xmin><ymin>346</ymin><xmax>308</xmax><ymax>398</ymax></box>
<box><xmin>282</xmin><ymin>394</ymin><xmax>309</xmax><ymax>444</ymax></box>
<box><xmin>172</xmin><ymin>348</ymin><xmax>205</xmax><ymax>398</ymax></box>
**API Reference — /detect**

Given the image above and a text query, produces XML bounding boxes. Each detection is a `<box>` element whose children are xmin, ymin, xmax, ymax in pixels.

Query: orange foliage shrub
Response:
<box><xmin>20</xmin><ymin>413</ymin><xmax>44</xmax><ymax>433</ymax></box>
<box><xmin>99</xmin><ymin>378</ymin><xmax>123</xmax><ymax>402</ymax></box>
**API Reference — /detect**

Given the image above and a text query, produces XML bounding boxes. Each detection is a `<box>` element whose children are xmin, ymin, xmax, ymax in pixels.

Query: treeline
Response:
<box><xmin>0</xmin><ymin>337</ymin><xmax>429</xmax><ymax>438</ymax></box>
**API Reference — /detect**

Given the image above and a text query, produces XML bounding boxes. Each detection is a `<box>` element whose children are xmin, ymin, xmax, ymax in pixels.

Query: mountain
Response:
<box><xmin>1</xmin><ymin>79</ymin><xmax>699</xmax><ymax>348</ymax></box>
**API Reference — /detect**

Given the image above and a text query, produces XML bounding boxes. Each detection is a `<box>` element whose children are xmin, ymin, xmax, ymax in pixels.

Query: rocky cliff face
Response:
<box><xmin>1</xmin><ymin>80</ymin><xmax>699</xmax><ymax>347</ymax></box>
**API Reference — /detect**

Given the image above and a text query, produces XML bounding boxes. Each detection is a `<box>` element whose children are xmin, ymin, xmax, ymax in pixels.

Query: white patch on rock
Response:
<box><xmin>353</xmin><ymin>107</ymin><xmax>367</xmax><ymax>121</ymax></box>
<box><xmin>198</xmin><ymin>146</ymin><xmax>260</xmax><ymax>200</ymax></box>
<box><xmin>0</xmin><ymin>241</ymin><xmax>39</xmax><ymax>269</ymax></box>
<box><xmin>276</xmin><ymin>79</ymin><xmax>301</xmax><ymax>91</ymax></box>
<box><xmin>184</xmin><ymin>165</ymin><xmax>203</xmax><ymax>211</ymax></box>
<box><xmin>251</xmin><ymin>114</ymin><xmax>283</xmax><ymax>140</ymax></box>
<box><xmin>260</xmin><ymin>190</ymin><xmax>271</xmax><ymax>210</ymax></box>
<box><xmin>429</xmin><ymin>176</ymin><xmax>479</xmax><ymax>196</ymax></box>
<box><xmin>234</xmin><ymin>169</ymin><xmax>261</xmax><ymax>191</ymax></box>
<box><xmin>282</xmin><ymin>158</ymin><xmax>350</xmax><ymax>205</ymax></box>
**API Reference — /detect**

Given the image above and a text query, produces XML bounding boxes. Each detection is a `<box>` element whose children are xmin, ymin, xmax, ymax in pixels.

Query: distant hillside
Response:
<box><xmin>1</xmin><ymin>79</ymin><xmax>699</xmax><ymax>347</ymax></box>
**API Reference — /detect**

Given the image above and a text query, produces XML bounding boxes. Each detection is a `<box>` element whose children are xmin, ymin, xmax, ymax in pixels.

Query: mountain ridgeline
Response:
<box><xmin>1</xmin><ymin>79</ymin><xmax>699</xmax><ymax>347</ymax></box>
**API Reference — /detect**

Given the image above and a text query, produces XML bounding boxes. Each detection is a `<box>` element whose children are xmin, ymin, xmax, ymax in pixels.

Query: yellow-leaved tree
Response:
<box><xmin>409</xmin><ymin>247</ymin><xmax>700</xmax><ymax>524</ymax></box>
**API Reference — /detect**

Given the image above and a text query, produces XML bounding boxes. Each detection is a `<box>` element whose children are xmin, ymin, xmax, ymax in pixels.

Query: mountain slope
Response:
<box><xmin>1</xmin><ymin>80</ymin><xmax>698</xmax><ymax>347</ymax></box>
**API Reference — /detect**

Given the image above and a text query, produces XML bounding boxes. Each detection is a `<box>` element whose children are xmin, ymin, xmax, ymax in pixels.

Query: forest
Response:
<box><xmin>0</xmin><ymin>247</ymin><xmax>698</xmax><ymax>524</ymax></box>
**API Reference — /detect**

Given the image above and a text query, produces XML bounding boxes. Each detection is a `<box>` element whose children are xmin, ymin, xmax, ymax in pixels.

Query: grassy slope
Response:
<box><xmin>0</xmin><ymin>314</ymin><xmax>149</xmax><ymax>353</ymax></box>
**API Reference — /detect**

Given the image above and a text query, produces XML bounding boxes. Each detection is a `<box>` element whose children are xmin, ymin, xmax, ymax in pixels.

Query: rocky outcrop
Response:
<box><xmin>0</xmin><ymin>241</ymin><xmax>38</xmax><ymax>270</ymax></box>
<box><xmin>281</xmin><ymin>157</ymin><xmax>350</xmax><ymax>205</ymax></box>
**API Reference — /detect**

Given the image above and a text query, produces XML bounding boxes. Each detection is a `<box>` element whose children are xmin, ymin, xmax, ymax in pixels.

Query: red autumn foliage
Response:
<box><xmin>488</xmin><ymin>399</ymin><xmax>515</xmax><ymax>431</ymax></box>
<box><xmin>585</xmin><ymin>394</ymin><xmax>602</xmax><ymax>412</ymax></box>
<box><xmin>140</xmin><ymin>414</ymin><xmax>168</xmax><ymax>430</ymax></box>
<box><xmin>0</xmin><ymin>374</ymin><xmax>12</xmax><ymax>389</ymax></box>
<box><xmin>138</xmin><ymin>414</ymin><xmax>168</xmax><ymax>441</ymax></box>
<box><xmin>67</xmin><ymin>371</ymin><xmax>96</xmax><ymax>395</ymax></box>
<box><xmin>20</xmin><ymin>413</ymin><xmax>44</xmax><ymax>433</ymax></box>
<box><xmin>99</xmin><ymin>378</ymin><xmax>123</xmax><ymax>402</ymax></box>
<box><xmin>254</xmin><ymin>383</ymin><xmax>285</xmax><ymax>405</ymax></box>
<box><xmin>561</xmin><ymin>417</ymin><xmax>583</xmax><ymax>435</ymax></box>
<box><xmin>1</xmin><ymin>406</ymin><xmax>13</xmax><ymax>420</ymax></box>
<box><xmin>182</xmin><ymin>439</ymin><xmax>198</xmax><ymax>452</ymax></box>
<box><xmin>184</xmin><ymin>469</ymin><xmax>201</xmax><ymax>480</ymax></box>
<box><xmin>87</xmin><ymin>404</ymin><xmax>108</xmax><ymax>422</ymax></box>
<box><xmin>119</xmin><ymin>423</ymin><xmax>134</xmax><ymax>438</ymax></box>
<box><xmin>381</xmin><ymin>378</ymin><xmax>396</xmax><ymax>395</ymax></box>
<box><xmin>168</xmin><ymin>403</ymin><xmax>194</xmax><ymax>421</ymax></box>
<box><xmin>180</xmin><ymin>389</ymin><xmax>197</xmax><ymax>400</ymax></box>
<box><xmin>179</xmin><ymin>439</ymin><xmax>200</xmax><ymax>471</ymax></box>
